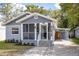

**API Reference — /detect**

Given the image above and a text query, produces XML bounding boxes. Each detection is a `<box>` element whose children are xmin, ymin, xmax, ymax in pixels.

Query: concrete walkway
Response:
<box><xmin>22</xmin><ymin>41</ymin><xmax>79</xmax><ymax>56</ymax></box>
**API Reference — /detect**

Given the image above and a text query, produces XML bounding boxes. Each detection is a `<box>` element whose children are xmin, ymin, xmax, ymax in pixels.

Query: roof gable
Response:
<box><xmin>16</xmin><ymin>13</ymin><xmax>57</xmax><ymax>23</ymax></box>
<box><xmin>2</xmin><ymin>12</ymin><xmax>57</xmax><ymax>25</ymax></box>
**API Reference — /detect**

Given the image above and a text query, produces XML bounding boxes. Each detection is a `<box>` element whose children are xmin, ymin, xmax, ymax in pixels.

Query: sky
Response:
<box><xmin>32</xmin><ymin>3</ymin><xmax>61</xmax><ymax>10</ymax></box>
<box><xmin>0</xmin><ymin>3</ymin><xmax>61</xmax><ymax>10</ymax></box>
<box><xmin>12</xmin><ymin>3</ymin><xmax>61</xmax><ymax>10</ymax></box>
<box><xmin>21</xmin><ymin>3</ymin><xmax>61</xmax><ymax>10</ymax></box>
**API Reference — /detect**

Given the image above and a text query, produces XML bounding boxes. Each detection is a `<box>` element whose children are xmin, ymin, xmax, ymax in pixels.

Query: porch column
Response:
<box><xmin>37</xmin><ymin>23</ymin><xmax>41</xmax><ymax>46</ymax></box>
<box><xmin>21</xmin><ymin>24</ymin><xmax>23</xmax><ymax>40</ymax></box>
<box><xmin>35</xmin><ymin>23</ymin><xmax>37</xmax><ymax>40</ymax></box>
<box><xmin>51</xmin><ymin>22</ymin><xmax>55</xmax><ymax>47</ymax></box>
<box><xmin>51</xmin><ymin>22</ymin><xmax>55</xmax><ymax>41</ymax></box>
<box><xmin>39</xmin><ymin>23</ymin><xmax>41</xmax><ymax>40</ymax></box>
<box><xmin>51</xmin><ymin>22</ymin><xmax>53</xmax><ymax>40</ymax></box>
<box><xmin>46</xmin><ymin>23</ymin><xmax>48</xmax><ymax>40</ymax></box>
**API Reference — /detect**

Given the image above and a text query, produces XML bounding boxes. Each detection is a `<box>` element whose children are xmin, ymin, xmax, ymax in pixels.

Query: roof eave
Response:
<box><xmin>2</xmin><ymin>12</ymin><xmax>31</xmax><ymax>25</ymax></box>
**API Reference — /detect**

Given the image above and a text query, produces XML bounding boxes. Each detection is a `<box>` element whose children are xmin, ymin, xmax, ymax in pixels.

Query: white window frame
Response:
<box><xmin>12</xmin><ymin>28</ymin><xmax>19</xmax><ymax>34</ymax></box>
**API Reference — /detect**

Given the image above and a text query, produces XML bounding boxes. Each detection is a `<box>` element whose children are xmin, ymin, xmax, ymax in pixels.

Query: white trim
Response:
<box><xmin>16</xmin><ymin>13</ymin><xmax>57</xmax><ymax>23</ymax></box>
<box><xmin>35</xmin><ymin>23</ymin><xmax>37</xmax><ymax>40</ymax></box>
<box><xmin>51</xmin><ymin>22</ymin><xmax>53</xmax><ymax>40</ymax></box>
<box><xmin>11</xmin><ymin>28</ymin><xmax>19</xmax><ymax>35</ymax></box>
<box><xmin>39</xmin><ymin>23</ymin><xmax>41</xmax><ymax>40</ymax></box>
<box><xmin>46</xmin><ymin>23</ymin><xmax>48</xmax><ymax>40</ymax></box>
<box><xmin>56</xmin><ymin>28</ymin><xmax>70</xmax><ymax>31</ymax></box>
<box><xmin>10</xmin><ymin>25</ymin><xmax>20</xmax><ymax>35</ymax></box>
<box><xmin>21</xmin><ymin>24</ymin><xmax>23</xmax><ymax>40</ymax></box>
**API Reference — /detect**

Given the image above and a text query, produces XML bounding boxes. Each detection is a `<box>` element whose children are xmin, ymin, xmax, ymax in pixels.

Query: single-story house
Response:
<box><xmin>2</xmin><ymin>12</ymin><xmax>70</xmax><ymax>46</ymax></box>
<box><xmin>74</xmin><ymin>26</ymin><xmax>79</xmax><ymax>38</ymax></box>
<box><xmin>69</xmin><ymin>26</ymin><xmax>79</xmax><ymax>38</ymax></box>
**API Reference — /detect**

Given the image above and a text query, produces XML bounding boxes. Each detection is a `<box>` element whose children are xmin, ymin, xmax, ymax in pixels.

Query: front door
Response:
<box><xmin>38</xmin><ymin>23</ymin><xmax>52</xmax><ymax>47</ymax></box>
<box><xmin>40</xmin><ymin>23</ymin><xmax>48</xmax><ymax>40</ymax></box>
<box><xmin>37</xmin><ymin>23</ymin><xmax>53</xmax><ymax>47</ymax></box>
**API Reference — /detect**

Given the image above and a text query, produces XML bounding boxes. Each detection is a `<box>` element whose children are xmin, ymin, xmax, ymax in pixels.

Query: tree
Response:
<box><xmin>49</xmin><ymin>10</ymin><xmax>61</xmax><ymax>19</ymax></box>
<box><xmin>60</xmin><ymin>3</ymin><xmax>79</xmax><ymax>29</ymax></box>
<box><xmin>0</xmin><ymin>3</ymin><xmax>13</xmax><ymax>21</ymax></box>
<box><xmin>25</xmin><ymin>4</ymin><xmax>49</xmax><ymax>15</ymax></box>
<box><xmin>0</xmin><ymin>3</ymin><xmax>25</xmax><ymax>21</ymax></box>
<box><xmin>60</xmin><ymin>3</ymin><xmax>79</xmax><ymax>37</ymax></box>
<box><xmin>48</xmin><ymin>9</ymin><xmax>65</xmax><ymax>28</ymax></box>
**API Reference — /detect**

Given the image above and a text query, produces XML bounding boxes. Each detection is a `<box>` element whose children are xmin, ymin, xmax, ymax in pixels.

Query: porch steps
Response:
<box><xmin>38</xmin><ymin>41</ymin><xmax>52</xmax><ymax>47</ymax></box>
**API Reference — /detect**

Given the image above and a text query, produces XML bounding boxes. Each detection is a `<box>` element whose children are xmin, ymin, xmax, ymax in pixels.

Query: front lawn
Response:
<box><xmin>0</xmin><ymin>41</ymin><xmax>33</xmax><ymax>56</ymax></box>
<box><xmin>71</xmin><ymin>38</ymin><xmax>79</xmax><ymax>45</ymax></box>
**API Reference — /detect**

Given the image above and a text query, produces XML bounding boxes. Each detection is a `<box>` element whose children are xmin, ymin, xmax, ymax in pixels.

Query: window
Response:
<box><xmin>12</xmin><ymin>28</ymin><xmax>19</xmax><ymax>34</ymax></box>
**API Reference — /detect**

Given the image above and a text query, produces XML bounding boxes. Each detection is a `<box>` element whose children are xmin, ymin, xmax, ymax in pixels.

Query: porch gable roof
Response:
<box><xmin>16</xmin><ymin>13</ymin><xmax>57</xmax><ymax>23</ymax></box>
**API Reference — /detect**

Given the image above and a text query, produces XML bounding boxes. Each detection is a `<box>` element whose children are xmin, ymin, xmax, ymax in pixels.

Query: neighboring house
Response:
<box><xmin>74</xmin><ymin>26</ymin><xmax>79</xmax><ymax>38</ymax></box>
<box><xmin>2</xmin><ymin>12</ymin><xmax>70</xmax><ymax>46</ymax></box>
<box><xmin>69</xmin><ymin>26</ymin><xmax>79</xmax><ymax>38</ymax></box>
<box><xmin>0</xmin><ymin>22</ymin><xmax>5</xmax><ymax>41</ymax></box>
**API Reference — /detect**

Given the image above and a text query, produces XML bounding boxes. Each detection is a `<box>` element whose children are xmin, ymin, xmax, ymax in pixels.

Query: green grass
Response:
<box><xmin>0</xmin><ymin>41</ymin><xmax>33</xmax><ymax>50</ymax></box>
<box><xmin>71</xmin><ymin>38</ymin><xmax>79</xmax><ymax>45</ymax></box>
<box><xmin>0</xmin><ymin>41</ymin><xmax>33</xmax><ymax>55</ymax></box>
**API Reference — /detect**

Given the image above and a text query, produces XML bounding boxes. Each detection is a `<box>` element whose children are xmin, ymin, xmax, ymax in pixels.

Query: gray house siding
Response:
<box><xmin>21</xmin><ymin>16</ymin><xmax>52</xmax><ymax>23</ymax></box>
<box><xmin>6</xmin><ymin>16</ymin><xmax>53</xmax><ymax>25</ymax></box>
<box><xmin>6</xmin><ymin>25</ymin><xmax>21</xmax><ymax>41</ymax></box>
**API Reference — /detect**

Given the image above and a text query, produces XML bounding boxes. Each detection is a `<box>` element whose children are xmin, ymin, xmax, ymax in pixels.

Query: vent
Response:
<box><xmin>34</xmin><ymin>15</ymin><xmax>38</xmax><ymax>19</ymax></box>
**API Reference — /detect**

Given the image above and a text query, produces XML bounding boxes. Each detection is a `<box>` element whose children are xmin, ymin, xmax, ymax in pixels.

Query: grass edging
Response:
<box><xmin>71</xmin><ymin>38</ymin><xmax>79</xmax><ymax>45</ymax></box>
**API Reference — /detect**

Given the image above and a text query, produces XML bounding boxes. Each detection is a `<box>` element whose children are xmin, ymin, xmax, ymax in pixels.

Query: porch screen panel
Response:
<box><xmin>23</xmin><ymin>24</ymin><xmax>35</xmax><ymax>40</ymax></box>
<box><xmin>23</xmin><ymin>24</ymin><xmax>28</xmax><ymax>32</ymax></box>
<box><xmin>29</xmin><ymin>24</ymin><xmax>35</xmax><ymax>39</ymax></box>
<box><xmin>23</xmin><ymin>24</ymin><xmax>29</xmax><ymax>39</ymax></box>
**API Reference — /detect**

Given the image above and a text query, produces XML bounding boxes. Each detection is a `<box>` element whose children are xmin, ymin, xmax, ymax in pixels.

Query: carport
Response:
<box><xmin>55</xmin><ymin>28</ymin><xmax>70</xmax><ymax>40</ymax></box>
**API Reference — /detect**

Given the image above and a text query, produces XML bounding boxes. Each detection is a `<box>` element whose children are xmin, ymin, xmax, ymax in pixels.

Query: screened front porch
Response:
<box><xmin>22</xmin><ymin>23</ymin><xmax>53</xmax><ymax>41</ymax></box>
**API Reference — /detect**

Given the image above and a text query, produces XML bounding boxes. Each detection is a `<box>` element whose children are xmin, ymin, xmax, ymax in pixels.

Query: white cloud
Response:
<box><xmin>15</xmin><ymin>3</ymin><xmax>26</xmax><ymax>10</ymax></box>
<box><xmin>54</xmin><ymin>3</ymin><xmax>61</xmax><ymax>9</ymax></box>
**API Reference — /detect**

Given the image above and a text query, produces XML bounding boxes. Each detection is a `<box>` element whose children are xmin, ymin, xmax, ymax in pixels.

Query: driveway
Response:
<box><xmin>22</xmin><ymin>41</ymin><xmax>79</xmax><ymax>56</ymax></box>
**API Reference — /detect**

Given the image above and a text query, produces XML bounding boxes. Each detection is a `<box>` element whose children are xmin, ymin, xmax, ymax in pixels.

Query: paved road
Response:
<box><xmin>22</xmin><ymin>41</ymin><xmax>79</xmax><ymax>56</ymax></box>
